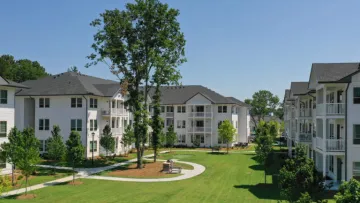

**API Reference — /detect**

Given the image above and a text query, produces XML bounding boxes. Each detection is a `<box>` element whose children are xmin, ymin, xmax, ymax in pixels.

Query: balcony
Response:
<box><xmin>316</xmin><ymin>103</ymin><xmax>345</xmax><ymax>116</ymax></box>
<box><xmin>188</xmin><ymin>127</ymin><xmax>212</xmax><ymax>133</ymax></box>
<box><xmin>111</xmin><ymin>128</ymin><xmax>123</xmax><ymax>135</ymax></box>
<box><xmin>101</xmin><ymin>108</ymin><xmax>127</xmax><ymax>116</ymax></box>
<box><xmin>315</xmin><ymin>137</ymin><xmax>345</xmax><ymax>152</ymax></box>
<box><xmin>188</xmin><ymin>112</ymin><xmax>213</xmax><ymax>118</ymax></box>
<box><xmin>297</xmin><ymin>133</ymin><xmax>312</xmax><ymax>143</ymax></box>
<box><xmin>299</xmin><ymin>109</ymin><xmax>312</xmax><ymax>118</ymax></box>
<box><xmin>165</xmin><ymin>112</ymin><xmax>174</xmax><ymax>117</ymax></box>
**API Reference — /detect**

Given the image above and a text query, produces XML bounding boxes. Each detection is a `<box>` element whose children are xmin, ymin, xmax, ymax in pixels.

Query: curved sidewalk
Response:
<box><xmin>85</xmin><ymin>159</ymin><xmax>205</xmax><ymax>182</ymax></box>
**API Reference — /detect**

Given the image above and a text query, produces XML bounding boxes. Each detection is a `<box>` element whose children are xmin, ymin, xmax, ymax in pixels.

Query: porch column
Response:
<box><xmin>322</xmin><ymin>154</ymin><xmax>326</xmax><ymax>177</ymax></box>
<box><xmin>288</xmin><ymin>115</ymin><xmax>292</xmax><ymax>157</ymax></box>
<box><xmin>323</xmin><ymin>118</ymin><xmax>326</xmax><ymax>151</ymax></box>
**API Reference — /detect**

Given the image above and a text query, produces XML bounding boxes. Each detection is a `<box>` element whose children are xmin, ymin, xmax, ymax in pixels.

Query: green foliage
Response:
<box><xmin>193</xmin><ymin>137</ymin><xmax>200</xmax><ymax>148</ymax></box>
<box><xmin>16</xmin><ymin>127</ymin><xmax>40</xmax><ymax>194</ymax></box>
<box><xmin>0</xmin><ymin>175</ymin><xmax>11</xmax><ymax>195</ymax></box>
<box><xmin>68</xmin><ymin>66</ymin><xmax>78</xmax><ymax>72</ymax></box>
<box><xmin>151</xmin><ymin>85</ymin><xmax>163</xmax><ymax>161</ymax></box>
<box><xmin>218</xmin><ymin>120</ymin><xmax>236</xmax><ymax>153</ymax></box>
<box><xmin>245</xmin><ymin>90</ymin><xmax>280</xmax><ymax>128</ymax></box>
<box><xmin>66</xmin><ymin>131</ymin><xmax>85</xmax><ymax>182</ymax></box>
<box><xmin>47</xmin><ymin>125</ymin><xmax>66</xmax><ymax>162</ymax></box>
<box><xmin>280</xmin><ymin>121</ymin><xmax>285</xmax><ymax>133</ymax></box>
<box><xmin>100</xmin><ymin>125</ymin><xmax>115</xmax><ymax>156</ymax></box>
<box><xmin>279</xmin><ymin>145</ymin><xmax>325</xmax><ymax>202</ymax></box>
<box><xmin>87</xmin><ymin>0</ymin><xmax>186</xmax><ymax>169</ymax></box>
<box><xmin>335</xmin><ymin>179</ymin><xmax>360</xmax><ymax>203</ymax></box>
<box><xmin>268</xmin><ymin>120</ymin><xmax>279</xmax><ymax>138</ymax></box>
<box><xmin>165</xmin><ymin>125</ymin><xmax>177</xmax><ymax>149</ymax></box>
<box><xmin>254</xmin><ymin>121</ymin><xmax>273</xmax><ymax>183</ymax></box>
<box><xmin>0</xmin><ymin>54</ymin><xmax>49</xmax><ymax>82</ymax></box>
<box><xmin>121</xmin><ymin>125</ymin><xmax>135</xmax><ymax>155</ymax></box>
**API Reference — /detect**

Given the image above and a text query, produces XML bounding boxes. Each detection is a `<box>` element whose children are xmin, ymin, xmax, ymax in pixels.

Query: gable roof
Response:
<box><xmin>226</xmin><ymin>96</ymin><xmax>251</xmax><ymax>107</ymax></box>
<box><xmin>310</xmin><ymin>63</ymin><xmax>360</xmax><ymax>83</ymax></box>
<box><xmin>0</xmin><ymin>76</ymin><xmax>28</xmax><ymax>89</ymax></box>
<box><xmin>16</xmin><ymin>72</ymin><xmax>120</xmax><ymax>97</ymax></box>
<box><xmin>147</xmin><ymin>85</ymin><xmax>249</xmax><ymax>106</ymax></box>
<box><xmin>290</xmin><ymin>82</ymin><xmax>309</xmax><ymax>96</ymax></box>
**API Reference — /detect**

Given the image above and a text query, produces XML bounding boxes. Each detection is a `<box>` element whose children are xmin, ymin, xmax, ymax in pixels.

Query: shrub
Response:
<box><xmin>17</xmin><ymin>175</ymin><xmax>23</xmax><ymax>181</ymax></box>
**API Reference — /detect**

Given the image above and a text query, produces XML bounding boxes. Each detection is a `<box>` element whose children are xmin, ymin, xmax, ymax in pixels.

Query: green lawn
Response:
<box><xmin>2</xmin><ymin>151</ymin><xmax>332</xmax><ymax>202</ymax></box>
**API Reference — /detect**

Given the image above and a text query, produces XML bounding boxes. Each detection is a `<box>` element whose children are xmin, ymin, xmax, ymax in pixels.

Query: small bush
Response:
<box><xmin>17</xmin><ymin>175</ymin><xmax>23</xmax><ymax>180</ymax></box>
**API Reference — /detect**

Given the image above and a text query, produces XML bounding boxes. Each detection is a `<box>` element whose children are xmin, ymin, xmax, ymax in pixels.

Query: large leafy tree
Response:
<box><xmin>46</xmin><ymin>125</ymin><xmax>66</xmax><ymax>172</ymax></box>
<box><xmin>0</xmin><ymin>127</ymin><xmax>22</xmax><ymax>186</ymax></box>
<box><xmin>121</xmin><ymin>125</ymin><xmax>135</xmax><ymax>156</ymax></box>
<box><xmin>218</xmin><ymin>120</ymin><xmax>236</xmax><ymax>154</ymax></box>
<box><xmin>151</xmin><ymin>86</ymin><xmax>164</xmax><ymax>162</ymax></box>
<box><xmin>100</xmin><ymin>125</ymin><xmax>115</xmax><ymax>156</ymax></box>
<box><xmin>66</xmin><ymin>131</ymin><xmax>85</xmax><ymax>183</ymax></box>
<box><xmin>0</xmin><ymin>54</ymin><xmax>49</xmax><ymax>82</ymax></box>
<box><xmin>87</xmin><ymin>0</ymin><xmax>186</xmax><ymax>169</ymax></box>
<box><xmin>279</xmin><ymin>144</ymin><xmax>325</xmax><ymax>202</ymax></box>
<box><xmin>254</xmin><ymin>121</ymin><xmax>273</xmax><ymax>184</ymax></box>
<box><xmin>335</xmin><ymin>179</ymin><xmax>360</xmax><ymax>203</ymax></box>
<box><xmin>165</xmin><ymin>125</ymin><xmax>177</xmax><ymax>152</ymax></box>
<box><xmin>245</xmin><ymin>90</ymin><xmax>280</xmax><ymax>128</ymax></box>
<box><xmin>16</xmin><ymin>128</ymin><xmax>40</xmax><ymax>195</ymax></box>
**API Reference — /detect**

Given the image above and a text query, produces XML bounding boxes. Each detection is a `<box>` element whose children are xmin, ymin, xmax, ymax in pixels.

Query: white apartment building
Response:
<box><xmin>15</xmin><ymin>72</ymin><xmax>130</xmax><ymax>158</ymax></box>
<box><xmin>284</xmin><ymin>63</ymin><xmax>360</xmax><ymax>184</ymax></box>
<box><xmin>148</xmin><ymin>86</ymin><xmax>251</xmax><ymax>147</ymax></box>
<box><xmin>0</xmin><ymin>76</ymin><xmax>28</xmax><ymax>174</ymax></box>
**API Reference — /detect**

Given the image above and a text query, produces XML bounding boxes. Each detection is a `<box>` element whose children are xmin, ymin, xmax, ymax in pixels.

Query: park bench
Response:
<box><xmin>163</xmin><ymin>159</ymin><xmax>182</xmax><ymax>174</ymax></box>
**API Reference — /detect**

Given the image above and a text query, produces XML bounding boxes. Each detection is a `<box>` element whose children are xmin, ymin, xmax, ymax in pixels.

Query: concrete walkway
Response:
<box><xmin>0</xmin><ymin>151</ymin><xmax>205</xmax><ymax>197</ymax></box>
<box><xmin>86</xmin><ymin>158</ymin><xmax>205</xmax><ymax>182</ymax></box>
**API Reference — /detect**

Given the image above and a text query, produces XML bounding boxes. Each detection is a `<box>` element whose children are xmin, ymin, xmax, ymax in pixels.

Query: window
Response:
<box><xmin>177</xmin><ymin>106</ymin><xmax>186</xmax><ymax>113</ymax></box>
<box><xmin>39</xmin><ymin>140</ymin><xmax>44</xmax><ymax>151</ymax></box>
<box><xmin>90</xmin><ymin>119</ymin><xmax>98</xmax><ymax>131</ymax></box>
<box><xmin>354</xmin><ymin>88</ymin><xmax>360</xmax><ymax>104</ymax></box>
<box><xmin>166</xmin><ymin>119</ymin><xmax>174</xmax><ymax>127</ymax></box>
<box><xmin>39</xmin><ymin>119</ymin><xmax>50</xmax><ymax>131</ymax></box>
<box><xmin>0</xmin><ymin>90</ymin><xmax>7</xmax><ymax>104</ymax></box>
<box><xmin>353</xmin><ymin>162</ymin><xmax>360</xmax><ymax>179</ymax></box>
<box><xmin>71</xmin><ymin>119</ymin><xmax>82</xmax><ymax>131</ymax></box>
<box><xmin>90</xmin><ymin>141</ymin><xmax>97</xmax><ymax>152</ymax></box>
<box><xmin>0</xmin><ymin>121</ymin><xmax>6</xmax><ymax>137</ymax></box>
<box><xmin>166</xmin><ymin>106</ymin><xmax>174</xmax><ymax>113</ymax></box>
<box><xmin>71</xmin><ymin>98</ymin><xmax>82</xmax><ymax>108</ymax></box>
<box><xmin>218</xmin><ymin>121</ymin><xmax>223</xmax><ymax>128</ymax></box>
<box><xmin>196</xmin><ymin>120</ymin><xmax>204</xmax><ymax>127</ymax></box>
<box><xmin>329</xmin><ymin>156</ymin><xmax>334</xmax><ymax>172</ymax></box>
<box><xmin>354</xmin><ymin>125</ymin><xmax>360</xmax><ymax>144</ymax></box>
<box><xmin>161</xmin><ymin>106</ymin><xmax>165</xmax><ymax>113</ymax></box>
<box><xmin>90</xmin><ymin>98</ymin><xmax>98</xmax><ymax>108</ymax></box>
<box><xmin>218</xmin><ymin>106</ymin><xmax>227</xmax><ymax>113</ymax></box>
<box><xmin>200</xmin><ymin>135</ymin><xmax>204</xmax><ymax>143</ymax></box>
<box><xmin>39</xmin><ymin>98</ymin><xmax>50</xmax><ymax>108</ymax></box>
<box><xmin>177</xmin><ymin>120</ymin><xmax>186</xmax><ymax>128</ymax></box>
<box><xmin>177</xmin><ymin>134</ymin><xmax>186</xmax><ymax>143</ymax></box>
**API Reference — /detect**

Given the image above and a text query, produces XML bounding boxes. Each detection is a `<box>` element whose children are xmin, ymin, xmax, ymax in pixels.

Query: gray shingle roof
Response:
<box><xmin>147</xmin><ymin>85</ymin><xmax>248</xmax><ymax>106</ymax></box>
<box><xmin>226</xmin><ymin>97</ymin><xmax>251</xmax><ymax>107</ymax></box>
<box><xmin>290</xmin><ymin>82</ymin><xmax>309</xmax><ymax>96</ymax></box>
<box><xmin>0</xmin><ymin>76</ymin><xmax>28</xmax><ymax>89</ymax></box>
<box><xmin>283</xmin><ymin>89</ymin><xmax>290</xmax><ymax>102</ymax></box>
<box><xmin>16</xmin><ymin>72</ymin><xmax>120</xmax><ymax>97</ymax></box>
<box><xmin>311</xmin><ymin>63</ymin><xmax>360</xmax><ymax>83</ymax></box>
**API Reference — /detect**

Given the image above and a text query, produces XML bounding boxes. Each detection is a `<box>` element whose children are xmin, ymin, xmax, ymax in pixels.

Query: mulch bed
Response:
<box><xmin>16</xmin><ymin>194</ymin><xmax>36</xmax><ymax>200</ymax></box>
<box><xmin>108</xmin><ymin>162</ymin><xmax>170</xmax><ymax>178</ymax></box>
<box><xmin>68</xmin><ymin>180</ymin><xmax>83</xmax><ymax>185</ymax></box>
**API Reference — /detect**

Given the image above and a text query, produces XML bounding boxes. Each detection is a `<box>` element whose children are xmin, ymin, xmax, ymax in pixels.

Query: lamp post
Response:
<box><xmin>91</xmin><ymin>132</ymin><xmax>95</xmax><ymax>166</ymax></box>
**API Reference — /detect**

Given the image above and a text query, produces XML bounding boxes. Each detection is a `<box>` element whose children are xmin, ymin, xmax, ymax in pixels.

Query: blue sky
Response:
<box><xmin>1</xmin><ymin>0</ymin><xmax>360</xmax><ymax>101</ymax></box>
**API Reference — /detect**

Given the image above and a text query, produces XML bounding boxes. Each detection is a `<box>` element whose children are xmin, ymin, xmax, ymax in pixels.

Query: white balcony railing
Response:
<box><xmin>315</xmin><ymin>137</ymin><xmax>344</xmax><ymax>151</ymax></box>
<box><xmin>111</xmin><ymin>127</ymin><xmax>123</xmax><ymax>134</ymax></box>
<box><xmin>166</xmin><ymin>112</ymin><xmax>174</xmax><ymax>117</ymax></box>
<box><xmin>299</xmin><ymin>109</ymin><xmax>312</xmax><ymax>117</ymax></box>
<box><xmin>298</xmin><ymin>133</ymin><xmax>312</xmax><ymax>143</ymax></box>
<box><xmin>188</xmin><ymin>127</ymin><xmax>212</xmax><ymax>133</ymax></box>
<box><xmin>316</xmin><ymin>103</ymin><xmax>345</xmax><ymax>116</ymax></box>
<box><xmin>102</xmin><ymin>108</ymin><xmax>128</xmax><ymax>116</ymax></box>
<box><xmin>188</xmin><ymin>112</ymin><xmax>213</xmax><ymax>118</ymax></box>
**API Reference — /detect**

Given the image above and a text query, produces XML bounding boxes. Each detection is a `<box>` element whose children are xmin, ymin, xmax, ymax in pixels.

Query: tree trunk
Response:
<box><xmin>227</xmin><ymin>143</ymin><xmax>229</xmax><ymax>154</ymax></box>
<box><xmin>72</xmin><ymin>161</ymin><xmax>75</xmax><ymax>183</ymax></box>
<box><xmin>153</xmin><ymin>147</ymin><xmax>157</xmax><ymax>162</ymax></box>
<box><xmin>264</xmin><ymin>169</ymin><xmax>266</xmax><ymax>184</ymax></box>
<box><xmin>11</xmin><ymin>164</ymin><xmax>14</xmax><ymax>186</ymax></box>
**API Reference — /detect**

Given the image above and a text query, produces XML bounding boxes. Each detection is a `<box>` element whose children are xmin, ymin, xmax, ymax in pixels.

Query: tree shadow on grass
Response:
<box><xmin>206</xmin><ymin>152</ymin><xmax>227</xmax><ymax>155</ymax></box>
<box><xmin>248</xmin><ymin>164</ymin><xmax>264</xmax><ymax>171</ymax></box>
<box><xmin>233</xmin><ymin>183</ymin><xmax>283</xmax><ymax>201</ymax></box>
